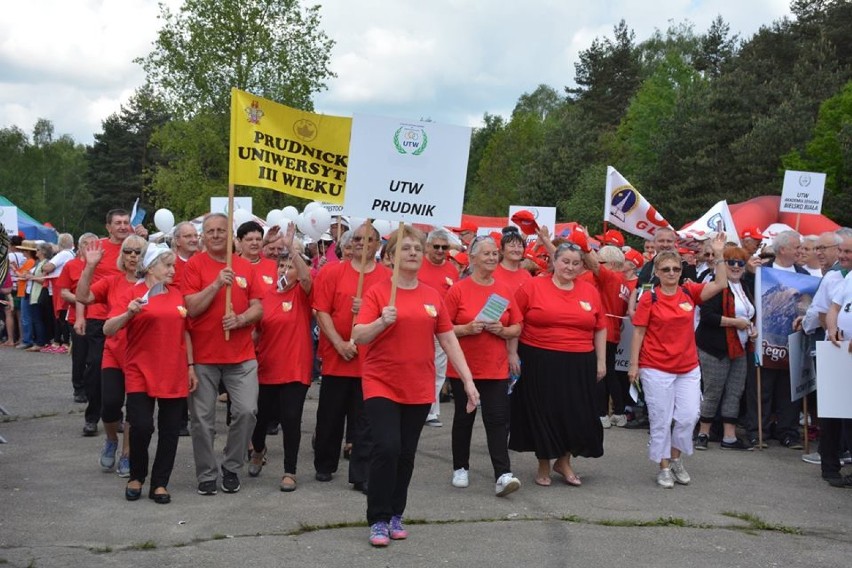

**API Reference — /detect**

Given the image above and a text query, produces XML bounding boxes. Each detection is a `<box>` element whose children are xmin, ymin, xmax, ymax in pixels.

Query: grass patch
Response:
<box><xmin>126</xmin><ymin>541</ymin><xmax>157</xmax><ymax>550</ymax></box>
<box><xmin>89</xmin><ymin>546</ymin><xmax>112</xmax><ymax>554</ymax></box>
<box><xmin>721</xmin><ymin>511</ymin><xmax>802</xmax><ymax>535</ymax></box>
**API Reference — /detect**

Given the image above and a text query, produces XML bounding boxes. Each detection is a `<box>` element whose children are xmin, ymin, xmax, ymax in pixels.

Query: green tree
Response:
<box><xmin>464</xmin><ymin>113</ymin><xmax>505</xmax><ymax>205</ymax></box>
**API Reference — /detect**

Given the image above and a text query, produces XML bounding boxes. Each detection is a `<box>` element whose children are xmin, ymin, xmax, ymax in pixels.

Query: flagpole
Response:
<box><xmin>757</xmin><ymin>366</ymin><xmax>764</xmax><ymax>451</ymax></box>
<box><xmin>224</xmin><ymin>186</ymin><xmax>234</xmax><ymax>341</ymax></box>
<box><xmin>352</xmin><ymin>219</ymin><xmax>373</xmax><ymax>332</ymax></box>
<box><xmin>389</xmin><ymin>222</ymin><xmax>405</xmax><ymax>307</ymax></box>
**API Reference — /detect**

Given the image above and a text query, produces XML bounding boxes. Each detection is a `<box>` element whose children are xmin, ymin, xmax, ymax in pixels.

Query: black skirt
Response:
<box><xmin>508</xmin><ymin>342</ymin><xmax>604</xmax><ymax>460</ymax></box>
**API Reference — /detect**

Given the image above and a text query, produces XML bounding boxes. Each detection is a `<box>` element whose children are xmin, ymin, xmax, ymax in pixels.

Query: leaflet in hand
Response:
<box><xmin>475</xmin><ymin>293</ymin><xmax>510</xmax><ymax>323</ymax></box>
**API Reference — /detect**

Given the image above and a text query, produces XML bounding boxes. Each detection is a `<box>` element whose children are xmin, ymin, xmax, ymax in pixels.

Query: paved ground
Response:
<box><xmin>0</xmin><ymin>347</ymin><xmax>850</xmax><ymax>567</ymax></box>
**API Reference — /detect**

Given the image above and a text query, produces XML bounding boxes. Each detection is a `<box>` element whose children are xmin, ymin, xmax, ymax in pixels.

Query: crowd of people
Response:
<box><xmin>1</xmin><ymin>209</ymin><xmax>850</xmax><ymax>547</ymax></box>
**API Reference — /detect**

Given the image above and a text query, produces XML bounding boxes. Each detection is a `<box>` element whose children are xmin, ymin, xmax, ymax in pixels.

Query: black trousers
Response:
<box><xmin>449</xmin><ymin>378</ymin><xmax>511</xmax><ymax>480</ymax></box>
<box><xmin>71</xmin><ymin>327</ymin><xmax>88</xmax><ymax>396</ymax></box>
<box><xmin>36</xmin><ymin>289</ymin><xmax>55</xmax><ymax>345</ymax></box>
<box><xmin>54</xmin><ymin>309</ymin><xmax>70</xmax><ymax>345</ymax></box>
<box><xmin>251</xmin><ymin>383</ymin><xmax>309</xmax><ymax>474</ymax></box>
<box><xmin>597</xmin><ymin>342</ymin><xmax>625</xmax><ymax>416</ymax></box>
<box><xmin>126</xmin><ymin>393</ymin><xmax>183</xmax><ymax>488</ymax></box>
<box><xmin>83</xmin><ymin>319</ymin><xmax>106</xmax><ymax>424</ymax></box>
<box><xmin>747</xmin><ymin>367</ymin><xmax>800</xmax><ymax>442</ymax></box>
<box><xmin>819</xmin><ymin>418</ymin><xmax>852</xmax><ymax>478</ymax></box>
<box><xmin>313</xmin><ymin>375</ymin><xmax>365</xmax><ymax>477</ymax></box>
<box><xmin>364</xmin><ymin>397</ymin><xmax>429</xmax><ymax>525</ymax></box>
<box><xmin>101</xmin><ymin>367</ymin><xmax>126</xmax><ymax>424</ymax></box>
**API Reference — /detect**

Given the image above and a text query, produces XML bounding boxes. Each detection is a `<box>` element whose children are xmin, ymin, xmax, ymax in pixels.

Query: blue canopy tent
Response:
<box><xmin>0</xmin><ymin>196</ymin><xmax>58</xmax><ymax>243</ymax></box>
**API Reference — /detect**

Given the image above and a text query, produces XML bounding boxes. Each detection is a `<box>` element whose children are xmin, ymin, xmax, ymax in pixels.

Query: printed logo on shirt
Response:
<box><xmin>679</xmin><ymin>302</ymin><xmax>693</xmax><ymax>312</ymax></box>
<box><xmin>177</xmin><ymin>305</ymin><xmax>187</xmax><ymax>318</ymax></box>
<box><xmin>262</xmin><ymin>275</ymin><xmax>274</xmax><ymax>285</ymax></box>
<box><xmin>281</xmin><ymin>301</ymin><xmax>293</xmax><ymax>312</ymax></box>
<box><xmin>444</xmin><ymin>276</ymin><xmax>454</xmax><ymax>288</ymax></box>
<box><xmin>579</xmin><ymin>301</ymin><xmax>592</xmax><ymax>312</ymax></box>
<box><xmin>235</xmin><ymin>276</ymin><xmax>248</xmax><ymax>288</ymax></box>
<box><xmin>424</xmin><ymin>304</ymin><xmax>437</xmax><ymax>317</ymax></box>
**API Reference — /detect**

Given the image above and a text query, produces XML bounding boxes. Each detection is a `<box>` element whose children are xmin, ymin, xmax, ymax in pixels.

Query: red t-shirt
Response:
<box><xmin>182</xmin><ymin>252</ymin><xmax>261</xmax><ymax>365</ymax></box>
<box><xmin>494</xmin><ymin>263</ymin><xmax>532</xmax><ymax>294</ymax></box>
<box><xmin>444</xmin><ymin>278</ymin><xmax>521</xmax><ymax>380</ymax></box>
<box><xmin>122</xmin><ymin>282</ymin><xmax>190</xmax><ymax>398</ymax></box>
<box><xmin>91</xmin><ymin>274</ymin><xmax>137</xmax><ymax>369</ymax></box>
<box><xmin>256</xmin><ymin>284</ymin><xmax>313</xmax><ymax>385</ymax></box>
<box><xmin>632</xmin><ymin>282</ymin><xmax>705</xmax><ymax>373</ymax></box>
<box><xmin>417</xmin><ymin>259</ymin><xmax>458</xmax><ymax>298</ymax></box>
<box><xmin>516</xmin><ymin>277</ymin><xmax>606</xmax><ymax>352</ymax></box>
<box><xmin>86</xmin><ymin>238</ymin><xmax>123</xmax><ymax>320</ymax></box>
<box><xmin>595</xmin><ymin>265</ymin><xmax>630</xmax><ymax>344</ymax></box>
<box><xmin>250</xmin><ymin>257</ymin><xmax>279</xmax><ymax>294</ymax></box>
<box><xmin>357</xmin><ymin>281</ymin><xmax>453</xmax><ymax>404</ymax></box>
<box><xmin>172</xmin><ymin>255</ymin><xmax>190</xmax><ymax>289</ymax></box>
<box><xmin>57</xmin><ymin>257</ymin><xmax>84</xmax><ymax>324</ymax></box>
<box><xmin>312</xmin><ymin>261</ymin><xmax>391</xmax><ymax>377</ymax></box>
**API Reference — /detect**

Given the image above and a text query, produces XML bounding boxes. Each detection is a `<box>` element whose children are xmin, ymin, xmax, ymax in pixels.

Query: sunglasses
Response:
<box><xmin>431</xmin><ymin>244</ymin><xmax>450</xmax><ymax>251</ymax></box>
<box><xmin>556</xmin><ymin>243</ymin><xmax>581</xmax><ymax>252</ymax></box>
<box><xmin>658</xmin><ymin>266</ymin><xmax>682</xmax><ymax>274</ymax></box>
<box><xmin>726</xmin><ymin>259</ymin><xmax>746</xmax><ymax>267</ymax></box>
<box><xmin>351</xmin><ymin>236</ymin><xmax>376</xmax><ymax>243</ymax></box>
<box><xmin>122</xmin><ymin>248</ymin><xmax>142</xmax><ymax>256</ymax></box>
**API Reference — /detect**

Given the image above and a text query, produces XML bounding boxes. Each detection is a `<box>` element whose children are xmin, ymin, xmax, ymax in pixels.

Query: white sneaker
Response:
<box><xmin>657</xmin><ymin>468</ymin><xmax>675</xmax><ymax>489</ymax></box>
<box><xmin>452</xmin><ymin>468</ymin><xmax>469</xmax><ymax>488</ymax></box>
<box><xmin>669</xmin><ymin>458</ymin><xmax>690</xmax><ymax>485</ymax></box>
<box><xmin>495</xmin><ymin>473</ymin><xmax>521</xmax><ymax>497</ymax></box>
<box><xmin>611</xmin><ymin>414</ymin><xmax>628</xmax><ymax>427</ymax></box>
<box><xmin>600</xmin><ymin>415</ymin><xmax>612</xmax><ymax>429</ymax></box>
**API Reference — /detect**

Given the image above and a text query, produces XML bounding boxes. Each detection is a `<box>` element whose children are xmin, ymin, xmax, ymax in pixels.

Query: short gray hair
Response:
<box><xmin>802</xmin><ymin>235</ymin><xmax>819</xmax><ymax>245</ymax></box>
<box><xmin>58</xmin><ymin>233</ymin><xmax>74</xmax><ymax>249</ymax></box>
<box><xmin>427</xmin><ymin>228</ymin><xmax>451</xmax><ymax>243</ymax></box>
<box><xmin>338</xmin><ymin>230</ymin><xmax>353</xmax><ymax>248</ymax></box>
<box><xmin>77</xmin><ymin>232</ymin><xmax>97</xmax><ymax>248</ymax></box>
<box><xmin>773</xmin><ymin>230</ymin><xmax>801</xmax><ymax>251</ymax></box>
<box><xmin>598</xmin><ymin>245</ymin><xmax>625</xmax><ymax>265</ymax></box>
<box><xmin>835</xmin><ymin>227</ymin><xmax>852</xmax><ymax>240</ymax></box>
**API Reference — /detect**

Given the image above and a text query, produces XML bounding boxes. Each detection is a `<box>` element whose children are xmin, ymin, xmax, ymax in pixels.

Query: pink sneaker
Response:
<box><xmin>389</xmin><ymin>515</ymin><xmax>408</xmax><ymax>540</ymax></box>
<box><xmin>40</xmin><ymin>345</ymin><xmax>56</xmax><ymax>353</ymax></box>
<box><xmin>368</xmin><ymin>521</ymin><xmax>390</xmax><ymax>547</ymax></box>
<box><xmin>53</xmin><ymin>345</ymin><xmax>68</xmax><ymax>354</ymax></box>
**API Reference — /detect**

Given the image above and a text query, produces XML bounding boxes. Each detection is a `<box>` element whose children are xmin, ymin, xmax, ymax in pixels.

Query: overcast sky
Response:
<box><xmin>0</xmin><ymin>0</ymin><xmax>792</xmax><ymax>146</ymax></box>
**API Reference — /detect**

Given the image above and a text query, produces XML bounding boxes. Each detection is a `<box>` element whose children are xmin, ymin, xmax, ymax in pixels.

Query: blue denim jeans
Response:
<box><xmin>20</xmin><ymin>297</ymin><xmax>33</xmax><ymax>345</ymax></box>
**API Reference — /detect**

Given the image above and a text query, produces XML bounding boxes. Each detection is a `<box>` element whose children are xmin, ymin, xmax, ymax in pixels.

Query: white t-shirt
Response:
<box><xmin>831</xmin><ymin>273</ymin><xmax>852</xmax><ymax>339</ymax></box>
<box><xmin>730</xmin><ymin>281</ymin><xmax>755</xmax><ymax>346</ymax></box>
<box><xmin>802</xmin><ymin>270</ymin><xmax>845</xmax><ymax>334</ymax></box>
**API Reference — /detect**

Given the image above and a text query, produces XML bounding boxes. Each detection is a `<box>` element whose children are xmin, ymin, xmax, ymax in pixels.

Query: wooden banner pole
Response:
<box><xmin>224</xmin><ymin>185</ymin><xmax>234</xmax><ymax>341</ymax></box>
<box><xmin>351</xmin><ymin>219</ymin><xmax>373</xmax><ymax>332</ymax></box>
<box><xmin>389</xmin><ymin>222</ymin><xmax>405</xmax><ymax>307</ymax></box>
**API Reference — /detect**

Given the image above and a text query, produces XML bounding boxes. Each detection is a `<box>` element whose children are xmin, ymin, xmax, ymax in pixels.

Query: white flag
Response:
<box><xmin>604</xmin><ymin>166</ymin><xmax>672</xmax><ymax>240</ymax></box>
<box><xmin>678</xmin><ymin>200</ymin><xmax>741</xmax><ymax>245</ymax></box>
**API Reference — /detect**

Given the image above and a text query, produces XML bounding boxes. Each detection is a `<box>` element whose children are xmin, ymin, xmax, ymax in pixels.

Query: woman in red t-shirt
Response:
<box><xmin>493</xmin><ymin>226</ymin><xmax>532</xmax><ymax>294</ymax></box>
<box><xmin>353</xmin><ymin>226</ymin><xmax>480</xmax><ymax>547</ymax></box>
<box><xmin>445</xmin><ymin>236</ymin><xmax>522</xmax><ymax>496</ymax></box>
<box><xmin>508</xmin><ymin>242</ymin><xmax>607</xmax><ymax>488</ymax></box>
<box><xmin>247</xmin><ymin>228</ymin><xmax>312</xmax><ymax>492</ymax></box>
<box><xmin>627</xmin><ymin>234</ymin><xmax>727</xmax><ymax>489</ymax></box>
<box><xmin>104</xmin><ymin>245</ymin><xmax>197</xmax><ymax>503</ymax></box>
<box><xmin>76</xmin><ymin>235</ymin><xmax>148</xmax><ymax>478</ymax></box>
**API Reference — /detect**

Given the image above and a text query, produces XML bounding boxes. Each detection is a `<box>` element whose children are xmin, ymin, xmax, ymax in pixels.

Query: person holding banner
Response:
<box><xmin>508</xmin><ymin>242</ymin><xmax>606</xmax><ymax>488</ymax></box>
<box><xmin>628</xmin><ymin>232</ymin><xmax>728</xmax><ymax>488</ymax></box>
<box><xmin>694</xmin><ymin>246</ymin><xmax>757</xmax><ymax>451</ymax></box>
<box><xmin>353</xmin><ymin>225</ymin><xmax>479</xmax><ymax>546</ymax></box>
<box><xmin>444</xmin><ymin>236</ymin><xmax>522</xmax><ymax>496</ymax></box>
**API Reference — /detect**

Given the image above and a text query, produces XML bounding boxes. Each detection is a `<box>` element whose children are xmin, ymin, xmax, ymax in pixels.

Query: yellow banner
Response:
<box><xmin>229</xmin><ymin>88</ymin><xmax>351</xmax><ymax>204</ymax></box>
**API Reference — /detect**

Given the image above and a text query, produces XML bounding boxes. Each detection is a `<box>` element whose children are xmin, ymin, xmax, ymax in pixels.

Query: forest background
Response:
<box><xmin>1</xmin><ymin>0</ymin><xmax>850</xmax><ymax>237</ymax></box>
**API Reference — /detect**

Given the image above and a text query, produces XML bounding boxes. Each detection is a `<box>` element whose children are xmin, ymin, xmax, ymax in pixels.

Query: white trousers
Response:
<box><xmin>640</xmin><ymin>365</ymin><xmax>701</xmax><ymax>464</ymax></box>
<box><xmin>428</xmin><ymin>337</ymin><xmax>448</xmax><ymax>419</ymax></box>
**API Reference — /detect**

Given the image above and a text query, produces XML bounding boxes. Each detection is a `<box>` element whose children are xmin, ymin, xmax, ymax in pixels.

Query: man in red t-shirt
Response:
<box><xmin>58</xmin><ymin>232</ymin><xmax>97</xmax><ymax>403</ymax></box>
<box><xmin>312</xmin><ymin>222</ymin><xmax>390</xmax><ymax>489</ymax></box>
<box><xmin>171</xmin><ymin>221</ymin><xmax>199</xmax><ymax>289</ymax></box>
<box><xmin>417</xmin><ymin>229</ymin><xmax>459</xmax><ymax>427</ymax></box>
<box><xmin>183</xmin><ymin>213</ymin><xmax>263</xmax><ymax>496</ymax></box>
<box><xmin>80</xmin><ymin>209</ymin><xmax>147</xmax><ymax>436</ymax></box>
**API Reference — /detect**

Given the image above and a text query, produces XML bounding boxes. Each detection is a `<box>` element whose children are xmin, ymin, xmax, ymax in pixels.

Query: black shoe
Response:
<box><xmin>125</xmin><ymin>483</ymin><xmax>142</xmax><ymax>501</ymax></box>
<box><xmin>221</xmin><ymin>466</ymin><xmax>241</xmax><ymax>493</ymax></box>
<box><xmin>73</xmin><ymin>393</ymin><xmax>87</xmax><ymax>403</ymax></box>
<box><xmin>825</xmin><ymin>475</ymin><xmax>852</xmax><ymax>488</ymax></box>
<box><xmin>352</xmin><ymin>481</ymin><xmax>369</xmax><ymax>495</ymax></box>
<box><xmin>720</xmin><ymin>439</ymin><xmax>754</xmax><ymax>451</ymax></box>
<box><xmin>149</xmin><ymin>488</ymin><xmax>172</xmax><ymax>504</ymax></box>
<box><xmin>83</xmin><ymin>422</ymin><xmax>98</xmax><ymax>437</ymax></box>
<box><xmin>624</xmin><ymin>417</ymin><xmax>649</xmax><ymax>430</ymax></box>
<box><xmin>315</xmin><ymin>472</ymin><xmax>333</xmax><ymax>482</ymax></box>
<box><xmin>748</xmin><ymin>437</ymin><xmax>769</xmax><ymax>449</ymax></box>
<box><xmin>781</xmin><ymin>436</ymin><xmax>803</xmax><ymax>450</ymax></box>
<box><xmin>694</xmin><ymin>433</ymin><xmax>709</xmax><ymax>451</ymax></box>
<box><xmin>178</xmin><ymin>424</ymin><xmax>190</xmax><ymax>437</ymax></box>
<box><xmin>197</xmin><ymin>480</ymin><xmax>217</xmax><ymax>495</ymax></box>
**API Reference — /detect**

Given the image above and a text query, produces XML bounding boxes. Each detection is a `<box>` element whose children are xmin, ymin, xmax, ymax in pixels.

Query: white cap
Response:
<box><xmin>141</xmin><ymin>243</ymin><xmax>171</xmax><ymax>271</ymax></box>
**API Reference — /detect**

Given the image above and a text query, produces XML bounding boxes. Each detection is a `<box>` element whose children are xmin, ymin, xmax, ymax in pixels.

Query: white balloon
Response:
<box><xmin>153</xmin><ymin>209</ymin><xmax>175</xmax><ymax>234</ymax></box>
<box><xmin>372</xmin><ymin>219</ymin><xmax>394</xmax><ymax>237</ymax></box>
<box><xmin>266</xmin><ymin>209</ymin><xmax>283</xmax><ymax>226</ymax></box>
<box><xmin>233</xmin><ymin>208</ymin><xmax>253</xmax><ymax>228</ymax></box>
<box><xmin>307</xmin><ymin>207</ymin><xmax>332</xmax><ymax>235</ymax></box>
<box><xmin>280</xmin><ymin>206</ymin><xmax>299</xmax><ymax>222</ymax></box>
<box><xmin>295</xmin><ymin>213</ymin><xmax>313</xmax><ymax>236</ymax></box>
<box><xmin>304</xmin><ymin>201</ymin><xmax>323</xmax><ymax>214</ymax></box>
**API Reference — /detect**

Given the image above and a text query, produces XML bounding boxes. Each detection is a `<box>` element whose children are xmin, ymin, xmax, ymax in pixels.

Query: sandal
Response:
<box><xmin>248</xmin><ymin>448</ymin><xmax>267</xmax><ymax>477</ymax></box>
<box><xmin>534</xmin><ymin>475</ymin><xmax>551</xmax><ymax>487</ymax></box>
<box><xmin>553</xmin><ymin>463</ymin><xmax>582</xmax><ymax>486</ymax></box>
<box><xmin>280</xmin><ymin>474</ymin><xmax>297</xmax><ymax>492</ymax></box>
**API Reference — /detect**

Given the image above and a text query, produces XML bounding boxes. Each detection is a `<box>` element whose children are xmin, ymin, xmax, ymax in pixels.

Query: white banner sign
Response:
<box><xmin>815</xmin><ymin>340</ymin><xmax>852</xmax><ymax>418</ymax></box>
<box><xmin>210</xmin><ymin>197</ymin><xmax>253</xmax><ymax>216</ymax></box>
<box><xmin>614</xmin><ymin>317</ymin><xmax>633</xmax><ymax>373</ymax></box>
<box><xmin>604</xmin><ymin>166</ymin><xmax>672</xmax><ymax>240</ymax></box>
<box><xmin>509</xmin><ymin>205</ymin><xmax>556</xmax><ymax>238</ymax></box>
<box><xmin>788</xmin><ymin>331</ymin><xmax>816</xmax><ymax>402</ymax></box>
<box><xmin>678</xmin><ymin>200</ymin><xmax>741</xmax><ymax>246</ymax></box>
<box><xmin>780</xmin><ymin>170</ymin><xmax>826</xmax><ymax>214</ymax></box>
<box><xmin>343</xmin><ymin>114</ymin><xmax>471</xmax><ymax>226</ymax></box>
<box><xmin>0</xmin><ymin>206</ymin><xmax>18</xmax><ymax>235</ymax></box>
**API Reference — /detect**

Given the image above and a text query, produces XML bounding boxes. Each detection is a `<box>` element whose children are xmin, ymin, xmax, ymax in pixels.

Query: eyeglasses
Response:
<box><xmin>556</xmin><ymin>243</ymin><xmax>581</xmax><ymax>252</ymax></box>
<box><xmin>815</xmin><ymin>244</ymin><xmax>838</xmax><ymax>252</ymax></box>
<box><xmin>658</xmin><ymin>266</ymin><xmax>682</xmax><ymax>274</ymax></box>
<box><xmin>725</xmin><ymin>259</ymin><xmax>746</xmax><ymax>267</ymax></box>
<box><xmin>351</xmin><ymin>236</ymin><xmax>376</xmax><ymax>243</ymax></box>
<box><xmin>431</xmin><ymin>244</ymin><xmax>450</xmax><ymax>251</ymax></box>
<box><xmin>122</xmin><ymin>249</ymin><xmax>142</xmax><ymax>256</ymax></box>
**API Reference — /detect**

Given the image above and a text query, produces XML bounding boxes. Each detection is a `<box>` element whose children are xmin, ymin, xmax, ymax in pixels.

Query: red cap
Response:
<box><xmin>510</xmin><ymin>210</ymin><xmax>540</xmax><ymax>235</ymax></box>
<box><xmin>624</xmin><ymin>248</ymin><xmax>644</xmax><ymax>268</ymax></box>
<box><xmin>567</xmin><ymin>230</ymin><xmax>591</xmax><ymax>253</ymax></box>
<box><xmin>451</xmin><ymin>220</ymin><xmax>478</xmax><ymax>234</ymax></box>
<box><xmin>524</xmin><ymin>242</ymin><xmax>549</xmax><ymax>271</ymax></box>
<box><xmin>450</xmin><ymin>251</ymin><xmax>469</xmax><ymax>267</ymax></box>
<box><xmin>740</xmin><ymin>226</ymin><xmax>765</xmax><ymax>240</ymax></box>
<box><xmin>594</xmin><ymin>229</ymin><xmax>625</xmax><ymax>248</ymax></box>
<box><xmin>489</xmin><ymin>231</ymin><xmax>503</xmax><ymax>243</ymax></box>
<box><xmin>678</xmin><ymin>247</ymin><xmax>694</xmax><ymax>255</ymax></box>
